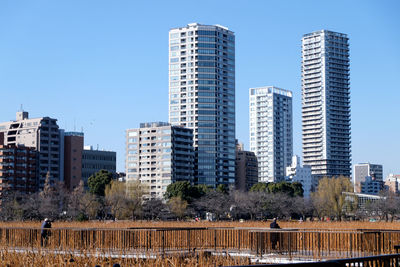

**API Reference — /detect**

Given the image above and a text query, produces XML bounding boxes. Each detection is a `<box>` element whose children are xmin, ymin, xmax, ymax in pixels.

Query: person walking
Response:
<box><xmin>270</xmin><ymin>218</ymin><xmax>280</xmax><ymax>250</ymax></box>
<box><xmin>270</xmin><ymin>218</ymin><xmax>280</xmax><ymax>229</ymax></box>
<box><xmin>41</xmin><ymin>218</ymin><xmax>52</xmax><ymax>247</ymax></box>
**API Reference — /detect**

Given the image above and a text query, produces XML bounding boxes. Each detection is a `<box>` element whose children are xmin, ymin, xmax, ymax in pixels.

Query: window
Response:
<box><xmin>170</xmin><ymin>64</ymin><xmax>179</xmax><ymax>70</ymax></box>
<box><xmin>170</xmin><ymin>33</ymin><xmax>179</xmax><ymax>39</ymax></box>
<box><xmin>198</xmin><ymin>49</ymin><xmax>216</xmax><ymax>55</ymax></box>
<box><xmin>128</xmin><ymin>131</ymin><xmax>137</xmax><ymax>137</ymax></box>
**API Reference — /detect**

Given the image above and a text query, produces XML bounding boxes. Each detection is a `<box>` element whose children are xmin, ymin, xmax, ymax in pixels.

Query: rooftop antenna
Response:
<box><xmin>20</xmin><ymin>104</ymin><xmax>23</xmax><ymax>112</ymax></box>
<box><xmin>73</xmin><ymin>118</ymin><xmax>76</xmax><ymax>131</ymax></box>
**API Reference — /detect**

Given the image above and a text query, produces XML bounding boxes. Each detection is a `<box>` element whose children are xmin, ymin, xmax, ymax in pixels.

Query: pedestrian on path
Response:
<box><xmin>41</xmin><ymin>218</ymin><xmax>52</xmax><ymax>247</ymax></box>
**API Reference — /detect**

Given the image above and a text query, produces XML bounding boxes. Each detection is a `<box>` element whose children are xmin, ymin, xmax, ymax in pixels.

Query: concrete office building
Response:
<box><xmin>82</xmin><ymin>146</ymin><xmax>116</xmax><ymax>186</ymax></box>
<box><xmin>0</xmin><ymin>111</ymin><xmax>62</xmax><ymax>189</ymax></box>
<box><xmin>353</xmin><ymin>163</ymin><xmax>383</xmax><ymax>194</ymax></box>
<box><xmin>285</xmin><ymin>155</ymin><xmax>312</xmax><ymax>197</ymax></box>
<box><xmin>126</xmin><ymin>122</ymin><xmax>194</xmax><ymax>199</ymax></box>
<box><xmin>0</xmin><ymin>144</ymin><xmax>38</xmax><ymax>196</ymax></box>
<box><xmin>235</xmin><ymin>142</ymin><xmax>258</xmax><ymax>191</ymax></box>
<box><xmin>63</xmin><ymin>132</ymin><xmax>84</xmax><ymax>191</ymax></box>
<box><xmin>360</xmin><ymin>176</ymin><xmax>383</xmax><ymax>195</ymax></box>
<box><xmin>302</xmin><ymin>30</ymin><xmax>351</xmax><ymax>180</ymax></box>
<box><xmin>249</xmin><ymin>86</ymin><xmax>293</xmax><ymax>182</ymax></box>
<box><xmin>168</xmin><ymin>23</ymin><xmax>236</xmax><ymax>187</ymax></box>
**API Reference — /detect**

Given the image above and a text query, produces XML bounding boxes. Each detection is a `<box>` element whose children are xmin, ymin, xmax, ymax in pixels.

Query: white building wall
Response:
<box><xmin>286</xmin><ymin>155</ymin><xmax>312</xmax><ymax>197</ymax></box>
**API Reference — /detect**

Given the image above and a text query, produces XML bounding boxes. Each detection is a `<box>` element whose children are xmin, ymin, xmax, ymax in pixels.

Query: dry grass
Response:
<box><xmin>0</xmin><ymin>250</ymin><xmax>251</xmax><ymax>267</ymax></box>
<box><xmin>1</xmin><ymin>220</ymin><xmax>400</xmax><ymax>230</ymax></box>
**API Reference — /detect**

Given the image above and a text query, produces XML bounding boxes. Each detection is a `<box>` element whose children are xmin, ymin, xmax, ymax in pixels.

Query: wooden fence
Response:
<box><xmin>0</xmin><ymin>227</ymin><xmax>399</xmax><ymax>259</ymax></box>
<box><xmin>225</xmin><ymin>253</ymin><xmax>400</xmax><ymax>267</ymax></box>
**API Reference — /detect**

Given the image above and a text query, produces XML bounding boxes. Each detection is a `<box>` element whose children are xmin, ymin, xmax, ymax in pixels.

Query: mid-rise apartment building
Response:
<box><xmin>0</xmin><ymin>144</ymin><xmax>38</xmax><ymax>196</ymax></box>
<box><xmin>126</xmin><ymin>122</ymin><xmax>194</xmax><ymax>199</ymax></box>
<box><xmin>249</xmin><ymin>86</ymin><xmax>293</xmax><ymax>182</ymax></box>
<box><xmin>385</xmin><ymin>174</ymin><xmax>400</xmax><ymax>194</ymax></box>
<box><xmin>0</xmin><ymin>111</ymin><xmax>62</xmax><ymax>189</ymax></box>
<box><xmin>235</xmin><ymin>142</ymin><xmax>258</xmax><ymax>191</ymax></box>
<box><xmin>302</xmin><ymin>30</ymin><xmax>351</xmax><ymax>180</ymax></box>
<box><xmin>168</xmin><ymin>23</ymin><xmax>236</xmax><ymax>187</ymax></box>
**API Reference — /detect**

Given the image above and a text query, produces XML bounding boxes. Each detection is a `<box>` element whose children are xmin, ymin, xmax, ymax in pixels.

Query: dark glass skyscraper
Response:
<box><xmin>168</xmin><ymin>23</ymin><xmax>235</xmax><ymax>187</ymax></box>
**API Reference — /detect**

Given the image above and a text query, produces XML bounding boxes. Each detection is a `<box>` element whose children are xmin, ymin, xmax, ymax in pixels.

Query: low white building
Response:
<box><xmin>285</xmin><ymin>155</ymin><xmax>312</xmax><ymax>197</ymax></box>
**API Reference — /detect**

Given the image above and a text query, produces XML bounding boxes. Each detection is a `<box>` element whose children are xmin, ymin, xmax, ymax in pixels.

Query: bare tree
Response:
<box><xmin>68</xmin><ymin>181</ymin><xmax>101</xmax><ymax>220</ymax></box>
<box><xmin>195</xmin><ymin>191</ymin><xmax>230</xmax><ymax>220</ymax></box>
<box><xmin>370</xmin><ymin>190</ymin><xmax>400</xmax><ymax>222</ymax></box>
<box><xmin>168</xmin><ymin>196</ymin><xmax>188</xmax><ymax>220</ymax></box>
<box><xmin>142</xmin><ymin>199</ymin><xmax>167</xmax><ymax>220</ymax></box>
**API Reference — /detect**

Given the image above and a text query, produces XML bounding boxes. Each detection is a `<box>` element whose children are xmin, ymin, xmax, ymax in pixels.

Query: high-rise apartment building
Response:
<box><xmin>302</xmin><ymin>30</ymin><xmax>351</xmax><ymax>180</ymax></box>
<box><xmin>353</xmin><ymin>163</ymin><xmax>383</xmax><ymax>194</ymax></box>
<box><xmin>168</xmin><ymin>23</ymin><xmax>235</xmax><ymax>187</ymax></box>
<box><xmin>249</xmin><ymin>86</ymin><xmax>293</xmax><ymax>182</ymax></box>
<box><xmin>0</xmin><ymin>111</ymin><xmax>62</xmax><ymax>189</ymax></box>
<box><xmin>125</xmin><ymin>122</ymin><xmax>194</xmax><ymax>199</ymax></box>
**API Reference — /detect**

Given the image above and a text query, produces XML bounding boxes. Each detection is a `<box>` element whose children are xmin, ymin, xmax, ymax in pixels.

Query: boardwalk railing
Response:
<box><xmin>225</xmin><ymin>253</ymin><xmax>400</xmax><ymax>267</ymax></box>
<box><xmin>1</xmin><ymin>227</ymin><xmax>400</xmax><ymax>260</ymax></box>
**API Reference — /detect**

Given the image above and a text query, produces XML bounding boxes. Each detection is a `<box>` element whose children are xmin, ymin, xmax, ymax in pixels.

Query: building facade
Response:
<box><xmin>82</xmin><ymin>146</ymin><xmax>116</xmax><ymax>186</ymax></box>
<box><xmin>125</xmin><ymin>122</ymin><xmax>194</xmax><ymax>199</ymax></box>
<box><xmin>249</xmin><ymin>86</ymin><xmax>293</xmax><ymax>182</ymax></box>
<box><xmin>0</xmin><ymin>111</ymin><xmax>62</xmax><ymax>189</ymax></box>
<box><xmin>63</xmin><ymin>132</ymin><xmax>84</xmax><ymax>191</ymax></box>
<box><xmin>0</xmin><ymin>144</ymin><xmax>37</xmax><ymax>196</ymax></box>
<box><xmin>168</xmin><ymin>23</ymin><xmax>236</xmax><ymax>187</ymax></box>
<box><xmin>353</xmin><ymin>163</ymin><xmax>383</xmax><ymax>194</ymax></box>
<box><xmin>301</xmin><ymin>30</ymin><xmax>351</xmax><ymax>180</ymax></box>
<box><xmin>235</xmin><ymin>142</ymin><xmax>258</xmax><ymax>191</ymax></box>
<box><xmin>385</xmin><ymin>174</ymin><xmax>400</xmax><ymax>194</ymax></box>
<box><xmin>285</xmin><ymin>155</ymin><xmax>312</xmax><ymax>197</ymax></box>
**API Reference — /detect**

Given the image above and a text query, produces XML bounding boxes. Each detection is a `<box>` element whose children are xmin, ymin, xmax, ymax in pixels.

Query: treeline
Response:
<box><xmin>1</xmin><ymin>171</ymin><xmax>399</xmax><ymax>222</ymax></box>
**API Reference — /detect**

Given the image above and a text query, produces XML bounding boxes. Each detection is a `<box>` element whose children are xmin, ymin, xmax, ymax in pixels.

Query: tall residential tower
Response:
<box><xmin>249</xmin><ymin>86</ymin><xmax>293</xmax><ymax>182</ymax></box>
<box><xmin>168</xmin><ymin>23</ymin><xmax>235</xmax><ymax>187</ymax></box>
<box><xmin>301</xmin><ymin>30</ymin><xmax>351</xmax><ymax>180</ymax></box>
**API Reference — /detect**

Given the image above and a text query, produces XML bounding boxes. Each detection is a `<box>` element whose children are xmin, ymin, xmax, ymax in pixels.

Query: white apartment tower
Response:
<box><xmin>302</xmin><ymin>30</ymin><xmax>351</xmax><ymax>180</ymax></box>
<box><xmin>168</xmin><ymin>23</ymin><xmax>235</xmax><ymax>187</ymax></box>
<box><xmin>249</xmin><ymin>87</ymin><xmax>293</xmax><ymax>182</ymax></box>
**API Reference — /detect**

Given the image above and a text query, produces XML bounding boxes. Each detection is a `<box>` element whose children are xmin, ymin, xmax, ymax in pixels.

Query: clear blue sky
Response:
<box><xmin>1</xmin><ymin>0</ymin><xmax>399</xmax><ymax>178</ymax></box>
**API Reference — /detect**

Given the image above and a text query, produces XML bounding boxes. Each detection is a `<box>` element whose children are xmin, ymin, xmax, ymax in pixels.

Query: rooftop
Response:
<box><xmin>250</xmin><ymin>86</ymin><xmax>293</xmax><ymax>97</ymax></box>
